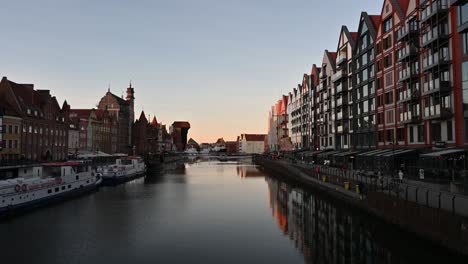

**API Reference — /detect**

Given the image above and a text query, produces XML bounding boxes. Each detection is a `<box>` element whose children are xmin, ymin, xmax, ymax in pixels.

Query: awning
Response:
<box><xmin>420</xmin><ymin>148</ymin><xmax>467</xmax><ymax>157</ymax></box>
<box><xmin>318</xmin><ymin>150</ymin><xmax>342</xmax><ymax>158</ymax></box>
<box><xmin>334</xmin><ymin>151</ymin><xmax>361</xmax><ymax>157</ymax></box>
<box><xmin>373</xmin><ymin>149</ymin><xmax>395</xmax><ymax>157</ymax></box>
<box><xmin>302</xmin><ymin>150</ymin><xmax>324</xmax><ymax>157</ymax></box>
<box><xmin>382</xmin><ymin>148</ymin><xmax>416</xmax><ymax>157</ymax></box>
<box><xmin>357</xmin><ymin>149</ymin><xmax>382</xmax><ymax>156</ymax></box>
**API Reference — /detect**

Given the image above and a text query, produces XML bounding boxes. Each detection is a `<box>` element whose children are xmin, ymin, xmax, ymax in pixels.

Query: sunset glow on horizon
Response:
<box><xmin>1</xmin><ymin>0</ymin><xmax>381</xmax><ymax>143</ymax></box>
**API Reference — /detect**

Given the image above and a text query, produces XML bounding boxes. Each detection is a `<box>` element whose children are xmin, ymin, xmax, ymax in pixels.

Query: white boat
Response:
<box><xmin>101</xmin><ymin>156</ymin><xmax>146</xmax><ymax>184</ymax></box>
<box><xmin>0</xmin><ymin>161</ymin><xmax>101</xmax><ymax>215</ymax></box>
<box><xmin>184</xmin><ymin>147</ymin><xmax>199</xmax><ymax>156</ymax></box>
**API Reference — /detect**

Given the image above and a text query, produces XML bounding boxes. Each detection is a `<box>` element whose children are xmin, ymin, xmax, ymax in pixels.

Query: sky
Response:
<box><xmin>1</xmin><ymin>0</ymin><xmax>382</xmax><ymax>143</ymax></box>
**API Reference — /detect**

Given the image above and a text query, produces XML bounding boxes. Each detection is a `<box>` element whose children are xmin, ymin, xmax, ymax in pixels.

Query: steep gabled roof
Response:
<box><xmin>138</xmin><ymin>111</ymin><xmax>148</xmax><ymax>124</ymax></box>
<box><xmin>336</xmin><ymin>26</ymin><xmax>357</xmax><ymax>51</ymax></box>
<box><xmin>354</xmin><ymin>12</ymin><xmax>379</xmax><ymax>53</ymax></box>
<box><xmin>151</xmin><ymin>116</ymin><xmax>159</xmax><ymax>126</ymax></box>
<box><xmin>369</xmin><ymin>15</ymin><xmax>382</xmax><ymax>30</ymax></box>
<box><xmin>188</xmin><ymin>138</ymin><xmax>199</xmax><ymax>145</ymax></box>
<box><xmin>322</xmin><ymin>50</ymin><xmax>337</xmax><ymax>72</ymax></box>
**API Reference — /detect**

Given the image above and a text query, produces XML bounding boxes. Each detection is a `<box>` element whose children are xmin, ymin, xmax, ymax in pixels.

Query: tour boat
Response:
<box><xmin>0</xmin><ymin>161</ymin><xmax>101</xmax><ymax>215</ymax></box>
<box><xmin>101</xmin><ymin>156</ymin><xmax>146</xmax><ymax>184</ymax></box>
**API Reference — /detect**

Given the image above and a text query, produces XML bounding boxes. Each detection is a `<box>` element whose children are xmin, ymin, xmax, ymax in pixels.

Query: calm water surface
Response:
<box><xmin>0</xmin><ymin>158</ymin><xmax>465</xmax><ymax>263</ymax></box>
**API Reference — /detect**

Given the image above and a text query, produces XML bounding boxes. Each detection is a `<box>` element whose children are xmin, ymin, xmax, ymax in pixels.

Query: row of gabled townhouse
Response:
<box><xmin>267</xmin><ymin>0</ymin><xmax>468</xmax><ymax>172</ymax></box>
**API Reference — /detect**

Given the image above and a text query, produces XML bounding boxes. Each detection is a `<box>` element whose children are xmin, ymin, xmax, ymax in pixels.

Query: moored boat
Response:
<box><xmin>101</xmin><ymin>156</ymin><xmax>146</xmax><ymax>185</ymax></box>
<box><xmin>0</xmin><ymin>161</ymin><xmax>101</xmax><ymax>215</ymax></box>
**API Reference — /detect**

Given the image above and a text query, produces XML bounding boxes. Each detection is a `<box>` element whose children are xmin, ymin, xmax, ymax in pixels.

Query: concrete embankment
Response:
<box><xmin>255</xmin><ymin>158</ymin><xmax>468</xmax><ymax>256</ymax></box>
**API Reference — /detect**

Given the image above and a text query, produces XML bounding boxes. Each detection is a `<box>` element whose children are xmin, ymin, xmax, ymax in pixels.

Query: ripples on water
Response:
<box><xmin>0</xmin><ymin>158</ymin><xmax>464</xmax><ymax>264</ymax></box>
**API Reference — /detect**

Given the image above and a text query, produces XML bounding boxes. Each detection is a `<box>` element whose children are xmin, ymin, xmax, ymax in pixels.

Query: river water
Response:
<box><xmin>0</xmin><ymin>158</ymin><xmax>465</xmax><ymax>263</ymax></box>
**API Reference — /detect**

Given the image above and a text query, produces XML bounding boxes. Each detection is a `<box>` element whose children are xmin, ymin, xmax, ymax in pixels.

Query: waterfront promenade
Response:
<box><xmin>255</xmin><ymin>155</ymin><xmax>468</xmax><ymax>255</ymax></box>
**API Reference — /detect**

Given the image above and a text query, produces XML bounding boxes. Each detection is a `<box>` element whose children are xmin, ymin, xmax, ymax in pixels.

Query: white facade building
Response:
<box><xmin>238</xmin><ymin>134</ymin><xmax>266</xmax><ymax>154</ymax></box>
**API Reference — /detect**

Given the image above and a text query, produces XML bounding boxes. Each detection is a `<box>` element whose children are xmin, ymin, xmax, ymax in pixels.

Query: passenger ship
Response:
<box><xmin>101</xmin><ymin>156</ymin><xmax>146</xmax><ymax>184</ymax></box>
<box><xmin>0</xmin><ymin>161</ymin><xmax>101</xmax><ymax>215</ymax></box>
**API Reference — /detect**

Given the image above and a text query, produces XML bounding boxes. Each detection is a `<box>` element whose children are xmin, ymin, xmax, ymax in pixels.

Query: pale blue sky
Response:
<box><xmin>1</xmin><ymin>0</ymin><xmax>382</xmax><ymax>142</ymax></box>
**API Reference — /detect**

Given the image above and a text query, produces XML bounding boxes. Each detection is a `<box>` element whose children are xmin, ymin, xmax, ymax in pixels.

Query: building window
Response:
<box><xmin>459</xmin><ymin>4</ymin><xmax>468</xmax><ymax>27</ymax></box>
<box><xmin>384</xmin><ymin>17</ymin><xmax>393</xmax><ymax>33</ymax></box>
<box><xmin>14</xmin><ymin>126</ymin><xmax>18</xmax><ymax>134</ymax></box>
<box><xmin>418</xmin><ymin>125</ymin><xmax>425</xmax><ymax>142</ymax></box>
<box><xmin>386</xmin><ymin>129</ymin><xmax>394</xmax><ymax>142</ymax></box>
<box><xmin>385</xmin><ymin>72</ymin><xmax>393</xmax><ymax>87</ymax></box>
<box><xmin>386</xmin><ymin>110</ymin><xmax>394</xmax><ymax>124</ymax></box>
<box><xmin>384</xmin><ymin>55</ymin><xmax>392</xmax><ymax>68</ymax></box>
<box><xmin>397</xmin><ymin>128</ymin><xmax>404</xmax><ymax>142</ymax></box>
<box><xmin>409</xmin><ymin>126</ymin><xmax>414</xmax><ymax>143</ymax></box>
<box><xmin>385</xmin><ymin>92</ymin><xmax>394</xmax><ymax>105</ymax></box>
<box><xmin>432</xmin><ymin>123</ymin><xmax>441</xmax><ymax>142</ymax></box>
<box><xmin>383</xmin><ymin>35</ymin><xmax>393</xmax><ymax>49</ymax></box>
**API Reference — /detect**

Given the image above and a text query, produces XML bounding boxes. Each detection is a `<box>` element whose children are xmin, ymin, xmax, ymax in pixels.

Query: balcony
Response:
<box><xmin>331</xmin><ymin>69</ymin><xmax>346</xmax><ymax>83</ymax></box>
<box><xmin>337</xmin><ymin>125</ymin><xmax>343</xmax><ymax>133</ymax></box>
<box><xmin>422</xmin><ymin>52</ymin><xmax>450</xmax><ymax>72</ymax></box>
<box><xmin>422</xmin><ymin>78</ymin><xmax>451</xmax><ymax>95</ymax></box>
<box><xmin>400</xmin><ymin>111</ymin><xmax>421</xmax><ymax>124</ymax></box>
<box><xmin>397</xmin><ymin>44</ymin><xmax>418</xmax><ymax>62</ymax></box>
<box><xmin>336</xmin><ymin>84</ymin><xmax>343</xmax><ymax>94</ymax></box>
<box><xmin>337</xmin><ymin>97</ymin><xmax>343</xmax><ymax>107</ymax></box>
<box><xmin>398</xmin><ymin>89</ymin><xmax>420</xmax><ymax>103</ymax></box>
<box><xmin>421</xmin><ymin>0</ymin><xmax>449</xmax><ymax>24</ymax></box>
<box><xmin>398</xmin><ymin>67</ymin><xmax>418</xmax><ymax>82</ymax></box>
<box><xmin>337</xmin><ymin>112</ymin><xmax>343</xmax><ymax>120</ymax></box>
<box><xmin>397</xmin><ymin>24</ymin><xmax>419</xmax><ymax>42</ymax></box>
<box><xmin>317</xmin><ymin>82</ymin><xmax>325</xmax><ymax>92</ymax></box>
<box><xmin>421</xmin><ymin>28</ymin><xmax>449</xmax><ymax>48</ymax></box>
<box><xmin>336</xmin><ymin>54</ymin><xmax>347</xmax><ymax>66</ymax></box>
<box><xmin>320</xmin><ymin>70</ymin><xmax>327</xmax><ymax>80</ymax></box>
<box><xmin>423</xmin><ymin>105</ymin><xmax>452</xmax><ymax>120</ymax></box>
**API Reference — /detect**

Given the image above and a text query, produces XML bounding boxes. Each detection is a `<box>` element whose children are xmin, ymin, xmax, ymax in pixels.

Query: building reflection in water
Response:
<box><xmin>236</xmin><ymin>165</ymin><xmax>265</xmax><ymax>178</ymax></box>
<box><xmin>265</xmin><ymin>176</ymin><xmax>460</xmax><ymax>264</ymax></box>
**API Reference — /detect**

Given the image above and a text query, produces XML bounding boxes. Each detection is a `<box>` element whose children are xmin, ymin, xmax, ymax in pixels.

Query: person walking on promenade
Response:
<box><xmin>398</xmin><ymin>169</ymin><xmax>404</xmax><ymax>183</ymax></box>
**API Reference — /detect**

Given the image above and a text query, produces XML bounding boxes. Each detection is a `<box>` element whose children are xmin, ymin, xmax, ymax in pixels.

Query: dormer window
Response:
<box><xmin>34</xmin><ymin>110</ymin><xmax>37</xmax><ymax>116</ymax></box>
<box><xmin>27</xmin><ymin>109</ymin><xmax>31</xmax><ymax>115</ymax></box>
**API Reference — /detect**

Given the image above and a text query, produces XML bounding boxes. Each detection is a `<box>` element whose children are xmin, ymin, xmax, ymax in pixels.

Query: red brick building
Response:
<box><xmin>0</xmin><ymin>77</ymin><xmax>69</xmax><ymax>161</ymax></box>
<box><xmin>132</xmin><ymin>111</ymin><xmax>160</xmax><ymax>156</ymax></box>
<box><xmin>170</xmin><ymin>121</ymin><xmax>190</xmax><ymax>152</ymax></box>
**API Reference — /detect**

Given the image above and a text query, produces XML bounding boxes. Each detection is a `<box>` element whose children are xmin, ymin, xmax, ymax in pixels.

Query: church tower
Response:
<box><xmin>126</xmin><ymin>82</ymin><xmax>135</xmax><ymax>146</ymax></box>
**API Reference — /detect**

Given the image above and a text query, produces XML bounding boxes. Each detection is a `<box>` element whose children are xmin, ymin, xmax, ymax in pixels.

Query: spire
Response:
<box><xmin>126</xmin><ymin>81</ymin><xmax>135</xmax><ymax>101</ymax></box>
<box><xmin>107</xmin><ymin>83</ymin><xmax>111</xmax><ymax>93</ymax></box>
